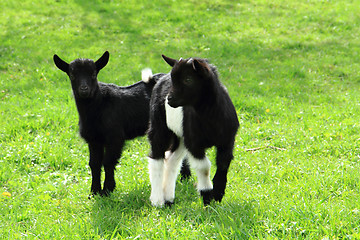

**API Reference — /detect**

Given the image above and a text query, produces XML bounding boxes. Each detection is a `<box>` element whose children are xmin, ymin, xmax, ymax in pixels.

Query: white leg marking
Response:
<box><xmin>188</xmin><ymin>154</ymin><xmax>213</xmax><ymax>192</ymax></box>
<box><xmin>165</xmin><ymin>96</ymin><xmax>183</xmax><ymax>137</ymax></box>
<box><xmin>163</xmin><ymin>141</ymin><xmax>188</xmax><ymax>203</ymax></box>
<box><xmin>148</xmin><ymin>157</ymin><xmax>165</xmax><ymax>207</ymax></box>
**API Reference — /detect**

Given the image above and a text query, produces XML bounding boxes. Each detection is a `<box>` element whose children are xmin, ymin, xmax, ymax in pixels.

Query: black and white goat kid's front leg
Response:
<box><xmin>163</xmin><ymin>140</ymin><xmax>187</xmax><ymax>206</ymax></box>
<box><xmin>148</xmin><ymin>157</ymin><xmax>165</xmax><ymax>207</ymax></box>
<box><xmin>148</xmin><ymin>142</ymin><xmax>187</xmax><ymax>207</ymax></box>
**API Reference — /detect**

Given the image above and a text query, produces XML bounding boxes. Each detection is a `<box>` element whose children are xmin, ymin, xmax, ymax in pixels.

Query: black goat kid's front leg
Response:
<box><xmin>88</xmin><ymin>143</ymin><xmax>104</xmax><ymax>195</ymax></box>
<box><xmin>212</xmin><ymin>147</ymin><xmax>234</xmax><ymax>202</ymax></box>
<box><xmin>101</xmin><ymin>143</ymin><xmax>123</xmax><ymax>196</ymax></box>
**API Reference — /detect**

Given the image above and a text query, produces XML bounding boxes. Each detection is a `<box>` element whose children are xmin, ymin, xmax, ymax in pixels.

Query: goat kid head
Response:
<box><xmin>53</xmin><ymin>51</ymin><xmax>109</xmax><ymax>98</ymax></box>
<box><xmin>162</xmin><ymin>54</ymin><xmax>213</xmax><ymax>108</ymax></box>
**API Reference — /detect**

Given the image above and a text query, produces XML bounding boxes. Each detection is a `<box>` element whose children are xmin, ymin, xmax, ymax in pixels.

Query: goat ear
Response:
<box><xmin>162</xmin><ymin>55</ymin><xmax>178</xmax><ymax>67</ymax></box>
<box><xmin>192</xmin><ymin>59</ymin><xmax>209</xmax><ymax>75</ymax></box>
<box><xmin>95</xmin><ymin>51</ymin><xmax>110</xmax><ymax>72</ymax></box>
<box><xmin>53</xmin><ymin>54</ymin><xmax>69</xmax><ymax>73</ymax></box>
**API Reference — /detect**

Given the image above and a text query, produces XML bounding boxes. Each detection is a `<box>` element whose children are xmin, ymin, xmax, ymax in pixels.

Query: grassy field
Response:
<box><xmin>1</xmin><ymin>0</ymin><xmax>360</xmax><ymax>238</ymax></box>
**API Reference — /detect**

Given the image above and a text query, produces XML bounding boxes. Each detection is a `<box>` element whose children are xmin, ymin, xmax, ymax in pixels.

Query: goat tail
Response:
<box><xmin>141</xmin><ymin>68</ymin><xmax>153</xmax><ymax>83</ymax></box>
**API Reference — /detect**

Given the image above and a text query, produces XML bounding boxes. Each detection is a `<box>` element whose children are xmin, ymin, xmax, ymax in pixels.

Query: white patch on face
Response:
<box><xmin>163</xmin><ymin>140</ymin><xmax>188</xmax><ymax>203</ymax></box>
<box><xmin>165</xmin><ymin>96</ymin><xmax>184</xmax><ymax>137</ymax></box>
<box><xmin>188</xmin><ymin>154</ymin><xmax>213</xmax><ymax>192</ymax></box>
<box><xmin>148</xmin><ymin>157</ymin><xmax>165</xmax><ymax>207</ymax></box>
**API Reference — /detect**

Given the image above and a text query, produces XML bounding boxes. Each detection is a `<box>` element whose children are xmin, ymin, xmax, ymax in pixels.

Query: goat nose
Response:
<box><xmin>80</xmin><ymin>86</ymin><xmax>89</xmax><ymax>91</ymax></box>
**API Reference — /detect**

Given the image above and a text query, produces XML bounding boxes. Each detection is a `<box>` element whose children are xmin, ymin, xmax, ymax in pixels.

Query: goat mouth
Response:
<box><xmin>168</xmin><ymin>101</ymin><xmax>181</xmax><ymax>108</ymax></box>
<box><xmin>167</xmin><ymin>98</ymin><xmax>184</xmax><ymax>108</ymax></box>
<box><xmin>78</xmin><ymin>90</ymin><xmax>91</xmax><ymax>98</ymax></box>
<box><xmin>167</xmin><ymin>94</ymin><xmax>187</xmax><ymax>108</ymax></box>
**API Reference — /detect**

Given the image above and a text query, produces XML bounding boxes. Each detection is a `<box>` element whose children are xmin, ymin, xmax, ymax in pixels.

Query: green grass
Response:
<box><xmin>1</xmin><ymin>0</ymin><xmax>360</xmax><ymax>238</ymax></box>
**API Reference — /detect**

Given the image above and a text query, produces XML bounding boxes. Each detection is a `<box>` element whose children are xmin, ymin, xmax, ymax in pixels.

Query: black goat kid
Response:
<box><xmin>147</xmin><ymin>55</ymin><xmax>239</xmax><ymax>207</ymax></box>
<box><xmin>53</xmin><ymin>51</ymin><xmax>158</xmax><ymax>196</ymax></box>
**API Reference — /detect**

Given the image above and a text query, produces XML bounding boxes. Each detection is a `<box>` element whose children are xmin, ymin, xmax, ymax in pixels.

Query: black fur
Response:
<box><xmin>53</xmin><ymin>51</ymin><xmax>162</xmax><ymax>196</ymax></box>
<box><xmin>148</xmin><ymin>55</ymin><xmax>239</xmax><ymax>205</ymax></box>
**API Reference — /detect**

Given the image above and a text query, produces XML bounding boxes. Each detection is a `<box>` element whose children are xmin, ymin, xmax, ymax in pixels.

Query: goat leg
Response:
<box><xmin>102</xmin><ymin>143</ymin><xmax>122</xmax><ymax>196</ymax></box>
<box><xmin>212</xmin><ymin>147</ymin><xmax>234</xmax><ymax>202</ymax></box>
<box><xmin>180</xmin><ymin>157</ymin><xmax>191</xmax><ymax>181</ymax></box>
<box><xmin>88</xmin><ymin>143</ymin><xmax>104</xmax><ymax>195</ymax></box>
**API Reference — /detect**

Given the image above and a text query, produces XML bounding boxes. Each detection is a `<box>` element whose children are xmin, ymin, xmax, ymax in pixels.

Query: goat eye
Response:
<box><xmin>184</xmin><ymin>78</ymin><xmax>192</xmax><ymax>84</ymax></box>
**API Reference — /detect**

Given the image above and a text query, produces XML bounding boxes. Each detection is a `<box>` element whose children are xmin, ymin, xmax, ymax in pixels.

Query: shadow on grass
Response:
<box><xmin>203</xmin><ymin>200</ymin><xmax>259</xmax><ymax>239</ymax></box>
<box><xmin>90</xmin><ymin>180</ymin><xmax>259</xmax><ymax>238</ymax></box>
<box><xmin>90</xmin><ymin>186</ymin><xmax>150</xmax><ymax>237</ymax></box>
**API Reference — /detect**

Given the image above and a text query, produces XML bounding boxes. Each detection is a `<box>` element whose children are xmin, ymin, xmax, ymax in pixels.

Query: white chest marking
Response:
<box><xmin>165</xmin><ymin>96</ymin><xmax>184</xmax><ymax>137</ymax></box>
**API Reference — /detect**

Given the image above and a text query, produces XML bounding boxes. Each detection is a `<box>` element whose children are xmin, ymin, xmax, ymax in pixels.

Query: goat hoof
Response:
<box><xmin>200</xmin><ymin>189</ymin><xmax>214</xmax><ymax>205</ymax></box>
<box><xmin>213</xmin><ymin>191</ymin><xmax>225</xmax><ymax>202</ymax></box>
<box><xmin>88</xmin><ymin>189</ymin><xmax>102</xmax><ymax>199</ymax></box>
<box><xmin>90</xmin><ymin>188</ymin><xmax>101</xmax><ymax>197</ymax></box>
<box><xmin>165</xmin><ymin>200</ymin><xmax>174</xmax><ymax>207</ymax></box>
<box><xmin>150</xmin><ymin>199</ymin><xmax>165</xmax><ymax>207</ymax></box>
<box><xmin>180</xmin><ymin>172</ymin><xmax>191</xmax><ymax>182</ymax></box>
<box><xmin>100</xmin><ymin>189</ymin><xmax>112</xmax><ymax>197</ymax></box>
<box><xmin>150</xmin><ymin>194</ymin><xmax>166</xmax><ymax>207</ymax></box>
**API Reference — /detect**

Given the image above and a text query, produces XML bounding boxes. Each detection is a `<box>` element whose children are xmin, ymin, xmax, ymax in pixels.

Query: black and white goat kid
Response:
<box><xmin>147</xmin><ymin>55</ymin><xmax>239</xmax><ymax>207</ymax></box>
<box><xmin>53</xmin><ymin>51</ymin><xmax>158</xmax><ymax>196</ymax></box>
